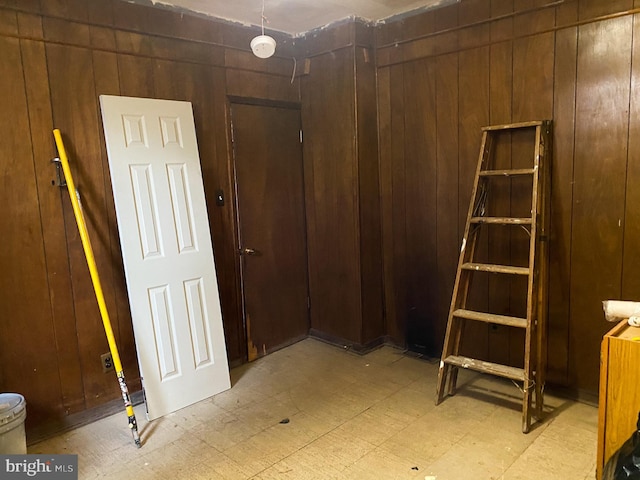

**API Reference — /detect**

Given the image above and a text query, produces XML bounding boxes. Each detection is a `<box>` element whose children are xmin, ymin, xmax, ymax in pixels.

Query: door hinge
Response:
<box><xmin>307</xmin><ymin>296</ymin><xmax>310</xmax><ymax>309</ymax></box>
<box><xmin>299</xmin><ymin>129</ymin><xmax>303</xmax><ymax>143</ymax></box>
<box><xmin>230</xmin><ymin>120</ymin><xmax>235</xmax><ymax>144</ymax></box>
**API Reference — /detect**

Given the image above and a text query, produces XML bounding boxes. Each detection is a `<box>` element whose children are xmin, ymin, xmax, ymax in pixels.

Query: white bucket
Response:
<box><xmin>0</xmin><ymin>393</ymin><xmax>27</xmax><ymax>454</ymax></box>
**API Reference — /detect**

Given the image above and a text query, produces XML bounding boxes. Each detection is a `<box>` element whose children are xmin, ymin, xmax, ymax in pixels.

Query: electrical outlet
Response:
<box><xmin>101</xmin><ymin>352</ymin><xmax>114</xmax><ymax>373</ymax></box>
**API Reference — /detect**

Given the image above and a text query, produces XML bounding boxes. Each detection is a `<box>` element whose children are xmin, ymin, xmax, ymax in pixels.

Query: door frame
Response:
<box><xmin>225</xmin><ymin>96</ymin><xmax>311</xmax><ymax>363</ymax></box>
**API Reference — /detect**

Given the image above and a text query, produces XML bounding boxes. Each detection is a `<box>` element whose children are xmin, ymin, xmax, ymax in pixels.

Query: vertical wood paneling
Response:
<box><xmin>0</xmin><ymin>7</ymin><xmax>16</xmax><ymax>35</ymax></box>
<box><xmin>549</xmin><ymin>26</ymin><xmax>578</xmax><ymax>385</ymax></box>
<box><xmin>389</xmin><ymin>65</ymin><xmax>408</xmax><ymax>344</ymax></box>
<box><xmin>198</xmin><ymin>67</ymin><xmax>244</xmax><ymax>363</ymax></box>
<box><xmin>47</xmin><ymin>43</ymin><xmax>121</xmax><ymax>408</ymax></box>
<box><xmin>153</xmin><ymin>58</ymin><xmax>195</xmax><ymax>101</ymax></box>
<box><xmin>117</xmin><ymin>54</ymin><xmax>154</xmax><ymax>98</ymax></box>
<box><xmin>209</xmin><ymin>67</ymin><xmax>245</xmax><ymax>363</ymax></box>
<box><xmin>571</xmin><ymin>16</ymin><xmax>632</xmax><ymax>391</ymax></box>
<box><xmin>87</xmin><ymin>0</ymin><xmax>114</xmax><ymax>26</ymax></box>
<box><xmin>458</xmin><ymin>0</ymin><xmax>491</xmax><ymax>50</ymax></box>
<box><xmin>0</xmin><ymin>34</ymin><xmax>16</xmax><ymax>404</ymax></box>
<box><xmin>578</xmin><ymin>0</ymin><xmax>634</xmax><ymax>21</ymax></box>
<box><xmin>510</xmin><ymin>31</ymin><xmax>554</xmax><ymax>366</ymax></box>
<box><xmin>557</xmin><ymin>1</ymin><xmax>579</xmax><ymax>28</ymax></box>
<box><xmin>225</xmin><ymin>69</ymin><xmax>299</xmax><ymax>103</ymax></box>
<box><xmin>0</xmin><ymin>35</ymin><xmax>64</xmax><ymax>429</ymax></box>
<box><xmin>512</xmin><ymin>33</ymin><xmax>555</xmax><ymax>122</ymax></box>
<box><xmin>514</xmin><ymin>0</ymin><xmax>553</xmax><ymax>10</ymax></box>
<box><xmin>40</xmin><ymin>0</ymin><xmax>89</xmax><ymax>23</ymax></box>
<box><xmin>14</xmin><ymin>0</ymin><xmax>39</xmax><ymax>12</ymax></box>
<box><xmin>17</xmin><ymin>12</ymin><xmax>42</xmax><ymax>38</ymax></box>
<box><xmin>624</xmin><ymin>13</ymin><xmax>640</xmax><ymax>301</ymax></box>
<box><xmin>356</xmin><ymin>46</ymin><xmax>384</xmax><ymax>345</ymax></box>
<box><xmin>301</xmin><ymin>49</ymin><xmax>361</xmax><ymax>343</ymax></box>
<box><xmin>21</xmin><ymin>36</ymin><xmax>85</xmax><ymax>416</ymax></box>
<box><xmin>491</xmin><ymin>0</ymin><xmax>514</xmax><ymax>17</ymax></box>
<box><xmin>435</xmin><ymin>3</ymin><xmax>459</xmax><ymax>31</ymax></box>
<box><xmin>513</xmin><ymin>6</ymin><xmax>555</xmax><ymax>37</ymax></box>
<box><xmin>92</xmin><ymin>49</ymin><xmax>120</xmax><ymax>343</ymax></box>
<box><xmin>300</xmin><ymin>27</ymin><xmax>384</xmax><ymax>350</ymax></box>
<box><xmin>459</xmin><ymin>0</ymin><xmax>491</xmax><ymax>25</ymax></box>
<box><xmin>92</xmin><ymin>48</ymin><xmax>141</xmax><ymax>387</ymax></box>
<box><xmin>491</xmin><ymin>0</ymin><xmax>513</xmax><ymax>42</ymax></box>
<box><xmin>403</xmin><ymin>58</ymin><xmax>438</xmax><ymax>354</ymax></box>
<box><xmin>42</xmin><ymin>17</ymin><xmax>90</xmax><ymax>46</ymax></box>
<box><xmin>378</xmin><ymin>66</ymin><xmax>396</xmax><ymax>342</ymax></box>
<box><xmin>458</xmin><ymin>46</ymin><xmax>490</xmax><ymax>360</ymax></box>
<box><xmin>435</xmin><ymin>53</ymin><xmax>460</xmax><ymax>357</ymax></box>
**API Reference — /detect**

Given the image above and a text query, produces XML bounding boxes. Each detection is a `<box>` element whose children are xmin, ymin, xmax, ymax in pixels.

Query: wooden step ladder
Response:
<box><xmin>435</xmin><ymin>120</ymin><xmax>552</xmax><ymax>433</ymax></box>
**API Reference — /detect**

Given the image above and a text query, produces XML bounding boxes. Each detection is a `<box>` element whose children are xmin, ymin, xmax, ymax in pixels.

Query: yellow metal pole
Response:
<box><xmin>53</xmin><ymin>129</ymin><xmax>141</xmax><ymax>447</ymax></box>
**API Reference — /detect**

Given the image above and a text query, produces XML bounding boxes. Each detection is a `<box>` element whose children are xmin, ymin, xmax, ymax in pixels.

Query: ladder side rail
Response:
<box><xmin>436</xmin><ymin>131</ymin><xmax>493</xmax><ymax>403</ymax></box>
<box><xmin>447</xmin><ymin>133</ymin><xmax>495</xmax><ymax>395</ymax></box>
<box><xmin>453</xmin><ymin>130</ymin><xmax>496</xmax><ymax>316</ymax></box>
<box><xmin>449</xmin><ymin>132</ymin><xmax>494</xmax><ymax>361</ymax></box>
<box><xmin>447</xmin><ymin>224</ymin><xmax>482</xmax><ymax>396</ymax></box>
<box><xmin>535</xmin><ymin>121</ymin><xmax>552</xmax><ymax>417</ymax></box>
<box><xmin>521</xmin><ymin>124</ymin><xmax>543</xmax><ymax>432</ymax></box>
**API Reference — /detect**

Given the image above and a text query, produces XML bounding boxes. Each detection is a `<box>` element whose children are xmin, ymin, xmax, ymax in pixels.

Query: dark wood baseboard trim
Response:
<box><xmin>308</xmin><ymin>329</ymin><xmax>387</xmax><ymax>354</ymax></box>
<box><xmin>544</xmin><ymin>384</ymin><xmax>598</xmax><ymax>408</ymax></box>
<box><xmin>27</xmin><ymin>390</ymin><xmax>145</xmax><ymax>447</ymax></box>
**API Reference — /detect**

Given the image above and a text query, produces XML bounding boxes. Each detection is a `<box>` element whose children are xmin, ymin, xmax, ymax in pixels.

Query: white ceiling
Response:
<box><xmin>135</xmin><ymin>0</ymin><xmax>458</xmax><ymax>36</ymax></box>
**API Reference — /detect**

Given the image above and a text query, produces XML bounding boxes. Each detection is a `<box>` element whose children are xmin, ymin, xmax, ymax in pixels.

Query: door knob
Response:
<box><xmin>242</xmin><ymin>248</ymin><xmax>257</xmax><ymax>256</ymax></box>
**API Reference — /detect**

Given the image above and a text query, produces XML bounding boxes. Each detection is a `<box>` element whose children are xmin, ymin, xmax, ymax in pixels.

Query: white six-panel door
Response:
<box><xmin>99</xmin><ymin>95</ymin><xmax>230</xmax><ymax>420</ymax></box>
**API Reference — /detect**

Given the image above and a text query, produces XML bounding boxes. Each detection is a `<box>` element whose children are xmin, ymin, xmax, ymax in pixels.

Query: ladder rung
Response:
<box><xmin>443</xmin><ymin>355</ymin><xmax>526</xmax><ymax>381</ymax></box>
<box><xmin>461</xmin><ymin>263</ymin><xmax>529</xmax><ymax>275</ymax></box>
<box><xmin>452</xmin><ymin>309</ymin><xmax>527</xmax><ymax>328</ymax></box>
<box><xmin>479</xmin><ymin>168</ymin><xmax>535</xmax><ymax>177</ymax></box>
<box><xmin>470</xmin><ymin>217</ymin><xmax>532</xmax><ymax>225</ymax></box>
<box><xmin>482</xmin><ymin>121</ymin><xmax>546</xmax><ymax>131</ymax></box>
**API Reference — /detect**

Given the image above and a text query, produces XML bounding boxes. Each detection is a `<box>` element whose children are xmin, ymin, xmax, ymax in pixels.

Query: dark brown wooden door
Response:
<box><xmin>231</xmin><ymin>102</ymin><xmax>309</xmax><ymax>361</ymax></box>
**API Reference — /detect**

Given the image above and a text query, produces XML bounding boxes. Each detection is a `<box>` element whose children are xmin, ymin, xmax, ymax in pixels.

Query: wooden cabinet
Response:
<box><xmin>597</xmin><ymin>320</ymin><xmax>640</xmax><ymax>479</ymax></box>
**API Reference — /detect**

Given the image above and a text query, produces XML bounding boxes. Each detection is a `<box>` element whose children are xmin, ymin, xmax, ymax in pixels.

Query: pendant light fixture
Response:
<box><xmin>250</xmin><ymin>0</ymin><xmax>276</xmax><ymax>58</ymax></box>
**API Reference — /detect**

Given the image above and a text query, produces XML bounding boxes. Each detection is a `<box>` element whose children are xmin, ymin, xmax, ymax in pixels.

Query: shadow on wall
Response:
<box><xmin>406</xmin><ymin>306</ymin><xmax>441</xmax><ymax>357</ymax></box>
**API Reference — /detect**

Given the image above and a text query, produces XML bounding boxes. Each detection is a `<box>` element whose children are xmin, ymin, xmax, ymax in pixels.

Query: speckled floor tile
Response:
<box><xmin>27</xmin><ymin>338</ymin><xmax>597</xmax><ymax>480</ymax></box>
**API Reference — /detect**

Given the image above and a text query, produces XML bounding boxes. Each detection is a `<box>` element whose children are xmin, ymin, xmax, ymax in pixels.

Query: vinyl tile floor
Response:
<box><xmin>30</xmin><ymin>338</ymin><xmax>598</xmax><ymax>479</ymax></box>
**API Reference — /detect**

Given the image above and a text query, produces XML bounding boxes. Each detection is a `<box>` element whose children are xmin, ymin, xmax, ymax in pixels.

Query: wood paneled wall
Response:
<box><xmin>377</xmin><ymin>0</ymin><xmax>640</xmax><ymax>393</ymax></box>
<box><xmin>299</xmin><ymin>21</ymin><xmax>384</xmax><ymax>349</ymax></box>
<box><xmin>0</xmin><ymin>0</ymin><xmax>299</xmax><ymax>439</ymax></box>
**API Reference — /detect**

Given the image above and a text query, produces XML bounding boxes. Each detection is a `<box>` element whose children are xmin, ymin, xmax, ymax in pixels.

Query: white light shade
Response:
<box><xmin>250</xmin><ymin>34</ymin><xmax>276</xmax><ymax>59</ymax></box>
